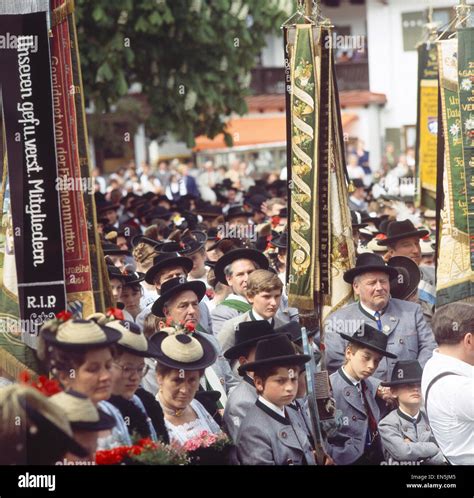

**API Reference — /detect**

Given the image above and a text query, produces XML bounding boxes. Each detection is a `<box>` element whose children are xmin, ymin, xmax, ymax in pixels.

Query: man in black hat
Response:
<box><xmin>324</xmin><ymin>253</ymin><xmax>436</xmax><ymax>400</ymax></box>
<box><xmin>222</xmin><ymin>320</ymin><xmax>277</xmax><ymax>441</ymax></box>
<box><xmin>211</xmin><ymin>248</ymin><xmax>269</xmax><ymax>336</ymax></box>
<box><xmin>381</xmin><ymin>219</ymin><xmax>436</xmax><ymax>321</ymax></box>
<box><xmin>135</xmin><ymin>251</ymin><xmax>213</xmax><ymax>334</ymax></box>
<box><xmin>378</xmin><ymin>360</ymin><xmax>446</xmax><ymax>465</ymax></box>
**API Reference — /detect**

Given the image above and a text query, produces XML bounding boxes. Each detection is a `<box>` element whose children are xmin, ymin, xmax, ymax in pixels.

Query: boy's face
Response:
<box><xmin>255</xmin><ymin>366</ymin><xmax>300</xmax><ymax>408</ymax></box>
<box><xmin>248</xmin><ymin>289</ymin><xmax>282</xmax><ymax>319</ymax></box>
<box><xmin>391</xmin><ymin>383</ymin><xmax>422</xmax><ymax>407</ymax></box>
<box><xmin>346</xmin><ymin>347</ymin><xmax>383</xmax><ymax>381</ymax></box>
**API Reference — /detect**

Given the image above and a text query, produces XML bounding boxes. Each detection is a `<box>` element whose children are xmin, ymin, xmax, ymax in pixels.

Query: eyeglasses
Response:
<box><xmin>113</xmin><ymin>363</ymin><xmax>149</xmax><ymax>378</ymax></box>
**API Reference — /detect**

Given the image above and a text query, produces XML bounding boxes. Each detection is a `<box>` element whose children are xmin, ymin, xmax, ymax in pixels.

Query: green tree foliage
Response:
<box><xmin>75</xmin><ymin>0</ymin><xmax>290</xmax><ymax>146</ymax></box>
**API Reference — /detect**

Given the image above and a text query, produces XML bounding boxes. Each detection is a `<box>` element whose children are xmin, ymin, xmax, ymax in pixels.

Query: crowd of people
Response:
<box><xmin>0</xmin><ymin>148</ymin><xmax>473</xmax><ymax>466</ymax></box>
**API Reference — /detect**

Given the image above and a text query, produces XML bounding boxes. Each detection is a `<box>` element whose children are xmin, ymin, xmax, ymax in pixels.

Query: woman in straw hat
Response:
<box><xmin>89</xmin><ymin>314</ymin><xmax>169</xmax><ymax>444</ymax></box>
<box><xmin>38</xmin><ymin>315</ymin><xmax>130</xmax><ymax>449</ymax></box>
<box><xmin>50</xmin><ymin>390</ymin><xmax>116</xmax><ymax>463</ymax></box>
<box><xmin>150</xmin><ymin>328</ymin><xmax>222</xmax><ymax>445</ymax></box>
<box><xmin>0</xmin><ymin>384</ymin><xmax>88</xmax><ymax>465</ymax></box>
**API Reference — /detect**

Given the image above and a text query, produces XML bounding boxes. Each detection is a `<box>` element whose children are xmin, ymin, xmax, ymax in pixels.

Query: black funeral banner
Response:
<box><xmin>0</xmin><ymin>10</ymin><xmax>66</xmax><ymax>343</ymax></box>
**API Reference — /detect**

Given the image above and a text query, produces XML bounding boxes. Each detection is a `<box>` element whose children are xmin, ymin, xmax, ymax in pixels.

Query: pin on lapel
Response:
<box><xmin>383</xmin><ymin>325</ymin><xmax>390</xmax><ymax>333</ymax></box>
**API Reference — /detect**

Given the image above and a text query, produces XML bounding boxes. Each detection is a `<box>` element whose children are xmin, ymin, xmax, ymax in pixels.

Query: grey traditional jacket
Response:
<box><xmin>236</xmin><ymin>399</ymin><xmax>316</xmax><ymax>465</ymax></box>
<box><xmin>327</xmin><ymin>368</ymin><xmax>381</xmax><ymax>465</ymax></box>
<box><xmin>324</xmin><ymin>298</ymin><xmax>436</xmax><ymax>382</ymax></box>
<box><xmin>223</xmin><ymin>376</ymin><xmax>257</xmax><ymax>442</ymax></box>
<box><xmin>379</xmin><ymin>408</ymin><xmax>446</xmax><ymax>465</ymax></box>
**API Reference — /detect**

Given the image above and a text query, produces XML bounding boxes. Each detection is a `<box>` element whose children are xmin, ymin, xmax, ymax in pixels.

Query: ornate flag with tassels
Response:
<box><xmin>286</xmin><ymin>24</ymin><xmax>355</xmax><ymax>319</ymax></box>
<box><xmin>436</xmin><ymin>28</ymin><xmax>474</xmax><ymax>306</ymax></box>
<box><xmin>50</xmin><ymin>0</ymin><xmax>113</xmax><ymax>314</ymax></box>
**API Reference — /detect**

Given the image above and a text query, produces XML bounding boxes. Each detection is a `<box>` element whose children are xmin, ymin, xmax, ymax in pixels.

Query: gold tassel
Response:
<box><xmin>0</xmin><ymin>348</ymin><xmax>36</xmax><ymax>381</ymax></box>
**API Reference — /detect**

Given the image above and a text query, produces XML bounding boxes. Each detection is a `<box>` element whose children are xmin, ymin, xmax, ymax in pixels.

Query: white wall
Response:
<box><xmin>367</xmin><ymin>0</ymin><xmax>454</xmax><ymax>131</ymax></box>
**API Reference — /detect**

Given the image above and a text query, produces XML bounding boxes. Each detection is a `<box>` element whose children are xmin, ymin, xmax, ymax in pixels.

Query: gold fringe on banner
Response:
<box><xmin>51</xmin><ymin>0</ymin><xmax>75</xmax><ymax>27</ymax></box>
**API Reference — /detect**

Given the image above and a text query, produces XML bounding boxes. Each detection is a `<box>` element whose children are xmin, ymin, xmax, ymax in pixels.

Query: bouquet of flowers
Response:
<box><xmin>96</xmin><ymin>438</ymin><xmax>188</xmax><ymax>466</ymax></box>
<box><xmin>158</xmin><ymin>317</ymin><xmax>196</xmax><ymax>334</ymax></box>
<box><xmin>183</xmin><ymin>431</ymin><xmax>234</xmax><ymax>465</ymax></box>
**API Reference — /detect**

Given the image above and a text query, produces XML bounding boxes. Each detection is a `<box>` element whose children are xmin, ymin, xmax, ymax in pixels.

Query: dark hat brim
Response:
<box><xmin>238</xmin><ymin>353</ymin><xmax>311</xmax><ymax>374</ymax></box>
<box><xmin>381</xmin><ymin>229</ymin><xmax>430</xmax><ymax>246</ymax></box>
<box><xmin>97</xmin><ymin>203</ymin><xmax>120</xmax><ymax>213</ymax></box>
<box><xmin>214</xmin><ymin>249</ymin><xmax>269</xmax><ymax>285</ymax></box>
<box><xmin>343</xmin><ymin>265</ymin><xmax>398</xmax><ymax>284</ymax></box>
<box><xmin>131</xmin><ymin>235</ymin><xmax>161</xmax><ymax>249</ymax></box>
<box><xmin>42</xmin><ymin>324</ymin><xmax>122</xmax><ymax>350</ymax></box>
<box><xmin>144</xmin><ymin>256</ymin><xmax>193</xmax><ymax>285</ymax></box>
<box><xmin>70</xmin><ymin>408</ymin><xmax>117</xmax><ymax>432</ymax></box>
<box><xmin>103</xmin><ymin>248</ymin><xmax>131</xmax><ymax>257</ymax></box>
<box><xmin>150</xmin><ymin>331</ymin><xmax>217</xmax><ymax>370</ymax></box>
<box><xmin>151</xmin><ymin>280</ymin><xmax>207</xmax><ymax>317</ymax></box>
<box><xmin>122</xmin><ymin>272</ymin><xmax>146</xmax><ymax>286</ymax></box>
<box><xmin>387</xmin><ymin>257</ymin><xmax>421</xmax><ymax>299</ymax></box>
<box><xmin>339</xmin><ymin>332</ymin><xmax>397</xmax><ymax>358</ymax></box>
<box><xmin>380</xmin><ymin>377</ymin><xmax>422</xmax><ymax>387</ymax></box>
<box><xmin>224</xmin><ymin>332</ymin><xmax>288</xmax><ymax>360</ymax></box>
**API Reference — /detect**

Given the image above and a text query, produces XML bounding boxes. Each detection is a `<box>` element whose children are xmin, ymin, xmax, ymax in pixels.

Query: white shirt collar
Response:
<box><xmin>342</xmin><ymin>366</ymin><xmax>360</xmax><ymax>387</ymax></box>
<box><xmin>252</xmin><ymin>309</ymin><xmax>273</xmax><ymax>324</ymax></box>
<box><xmin>228</xmin><ymin>293</ymin><xmax>249</xmax><ymax>304</ymax></box>
<box><xmin>399</xmin><ymin>407</ymin><xmax>420</xmax><ymax>421</ymax></box>
<box><xmin>360</xmin><ymin>300</ymin><xmax>383</xmax><ymax>317</ymax></box>
<box><xmin>258</xmin><ymin>395</ymin><xmax>286</xmax><ymax>417</ymax></box>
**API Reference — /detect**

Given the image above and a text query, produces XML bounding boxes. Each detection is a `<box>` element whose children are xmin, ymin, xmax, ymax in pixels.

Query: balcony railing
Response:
<box><xmin>250</xmin><ymin>61</ymin><xmax>369</xmax><ymax>94</ymax></box>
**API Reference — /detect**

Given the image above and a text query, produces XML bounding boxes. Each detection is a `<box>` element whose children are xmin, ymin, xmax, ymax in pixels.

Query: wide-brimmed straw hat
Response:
<box><xmin>50</xmin><ymin>390</ymin><xmax>116</xmax><ymax>432</ymax></box>
<box><xmin>41</xmin><ymin>319</ymin><xmax>122</xmax><ymax>350</ymax></box>
<box><xmin>150</xmin><ymin>331</ymin><xmax>216</xmax><ymax>371</ymax></box>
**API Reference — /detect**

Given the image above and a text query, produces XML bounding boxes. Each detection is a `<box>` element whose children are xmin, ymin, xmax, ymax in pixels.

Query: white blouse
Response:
<box><xmin>159</xmin><ymin>398</ymin><xmax>221</xmax><ymax>445</ymax></box>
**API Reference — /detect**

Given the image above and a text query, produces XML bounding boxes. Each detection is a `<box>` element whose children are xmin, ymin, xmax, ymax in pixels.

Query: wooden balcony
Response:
<box><xmin>250</xmin><ymin>61</ymin><xmax>369</xmax><ymax>95</ymax></box>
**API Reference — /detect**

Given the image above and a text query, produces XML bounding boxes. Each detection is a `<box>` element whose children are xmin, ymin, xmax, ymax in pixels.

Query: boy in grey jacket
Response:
<box><xmin>378</xmin><ymin>360</ymin><xmax>446</xmax><ymax>465</ymax></box>
<box><xmin>236</xmin><ymin>335</ymin><xmax>315</xmax><ymax>465</ymax></box>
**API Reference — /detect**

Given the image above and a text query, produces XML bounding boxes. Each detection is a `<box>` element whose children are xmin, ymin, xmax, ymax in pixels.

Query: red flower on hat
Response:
<box><xmin>205</xmin><ymin>288</ymin><xmax>215</xmax><ymax>300</ymax></box>
<box><xmin>56</xmin><ymin>310</ymin><xmax>72</xmax><ymax>321</ymax></box>
<box><xmin>106</xmin><ymin>307</ymin><xmax>124</xmax><ymax>321</ymax></box>
<box><xmin>271</xmin><ymin>216</ymin><xmax>281</xmax><ymax>227</ymax></box>
<box><xmin>375</xmin><ymin>233</ymin><xmax>387</xmax><ymax>240</ymax></box>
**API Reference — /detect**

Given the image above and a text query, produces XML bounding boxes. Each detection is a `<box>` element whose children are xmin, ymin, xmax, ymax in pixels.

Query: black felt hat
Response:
<box><xmin>340</xmin><ymin>323</ymin><xmax>397</xmax><ymax>358</ymax></box>
<box><xmin>381</xmin><ymin>360</ymin><xmax>422</xmax><ymax>387</ymax></box>
<box><xmin>238</xmin><ymin>334</ymin><xmax>310</xmax><ymax>374</ymax></box>
<box><xmin>224</xmin><ymin>204</ymin><xmax>252</xmax><ymax>222</ymax></box>
<box><xmin>380</xmin><ymin>220</ymin><xmax>429</xmax><ymax>246</ymax></box>
<box><xmin>271</xmin><ymin>231</ymin><xmax>288</xmax><ymax>249</ymax></box>
<box><xmin>224</xmin><ymin>320</ymin><xmax>278</xmax><ymax>360</ymax></box>
<box><xmin>144</xmin><ymin>252</ymin><xmax>193</xmax><ymax>285</ymax></box>
<box><xmin>103</xmin><ymin>242</ymin><xmax>131</xmax><ymax>257</ymax></box>
<box><xmin>343</xmin><ymin>253</ymin><xmax>398</xmax><ymax>284</ymax></box>
<box><xmin>151</xmin><ymin>277</ymin><xmax>206</xmax><ymax>317</ymax></box>
<box><xmin>387</xmin><ymin>256</ymin><xmax>420</xmax><ymax>300</ymax></box>
<box><xmin>97</xmin><ymin>201</ymin><xmax>120</xmax><ymax>214</ymax></box>
<box><xmin>351</xmin><ymin>211</ymin><xmax>368</xmax><ymax>229</ymax></box>
<box><xmin>214</xmin><ymin>248</ymin><xmax>269</xmax><ymax>285</ymax></box>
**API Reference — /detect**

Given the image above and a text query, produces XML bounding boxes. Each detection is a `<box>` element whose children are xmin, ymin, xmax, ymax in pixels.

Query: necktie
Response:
<box><xmin>358</xmin><ymin>381</ymin><xmax>378</xmax><ymax>446</ymax></box>
<box><xmin>374</xmin><ymin>311</ymin><xmax>382</xmax><ymax>331</ymax></box>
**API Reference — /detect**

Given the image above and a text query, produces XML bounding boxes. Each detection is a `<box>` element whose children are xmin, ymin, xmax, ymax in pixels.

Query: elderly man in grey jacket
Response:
<box><xmin>324</xmin><ymin>253</ymin><xmax>436</xmax><ymax>405</ymax></box>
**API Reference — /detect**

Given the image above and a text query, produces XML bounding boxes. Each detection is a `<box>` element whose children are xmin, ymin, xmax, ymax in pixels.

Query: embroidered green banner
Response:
<box><xmin>457</xmin><ymin>27</ymin><xmax>474</xmax><ymax>270</ymax></box>
<box><xmin>436</xmin><ymin>38</ymin><xmax>474</xmax><ymax>306</ymax></box>
<box><xmin>288</xmin><ymin>25</ymin><xmax>318</xmax><ymax>310</ymax></box>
